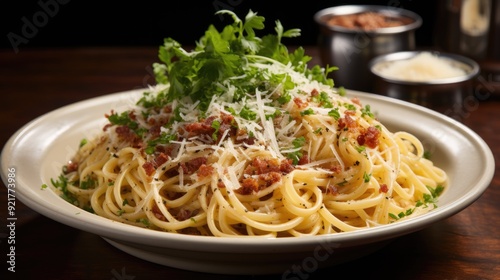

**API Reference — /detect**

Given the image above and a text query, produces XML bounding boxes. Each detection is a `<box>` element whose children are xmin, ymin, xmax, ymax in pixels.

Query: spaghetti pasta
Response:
<box><xmin>50</xmin><ymin>10</ymin><xmax>447</xmax><ymax>237</ymax></box>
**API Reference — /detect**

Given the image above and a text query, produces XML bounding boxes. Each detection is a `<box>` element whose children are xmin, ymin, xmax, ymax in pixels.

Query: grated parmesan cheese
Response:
<box><xmin>373</xmin><ymin>52</ymin><xmax>467</xmax><ymax>82</ymax></box>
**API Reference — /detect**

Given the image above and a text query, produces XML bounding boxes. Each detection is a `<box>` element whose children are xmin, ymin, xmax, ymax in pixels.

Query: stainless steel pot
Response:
<box><xmin>314</xmin><ymin>5</ymin><xmax>422</xmax><ymax>92</ymax></box>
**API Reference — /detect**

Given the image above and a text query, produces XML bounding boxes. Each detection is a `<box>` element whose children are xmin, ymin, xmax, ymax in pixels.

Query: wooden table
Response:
<box><xmin>1</xmin><ymin>47</ymin><xmax>499</xmax><ymax>280</ymax></box>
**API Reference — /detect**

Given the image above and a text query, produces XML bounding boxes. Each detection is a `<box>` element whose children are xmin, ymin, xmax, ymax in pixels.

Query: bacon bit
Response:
<box><xmin>279</xmin><ymin>159</ymin><xmax>295</xmax><ymax>174</ymax></box>
<box><xmin>239</xmin><ymin>177</ymin><xmax>260</xmax><ymax>195</ymax></box>
<box><xmin>310</xmin><ymin>88</ymin><xmax>319</xmax><ymax>97</ymax></box>
<box><xmin>163</xmin><ymin>105</ymin><xmax>173</xmax><ymax>113</ymax></box>
<box><xmin>184</xmin><ymin>116</ymin><xmax>216</xmax><ymax>139</ymax></box>
<box><xmin>154</xmin><ymin>152</ymin><xmax>169</xmax><ymax>167</ymax></box>
<box><xmin>197</xmin><ymin>164</ymin><xmax>214</xmax><ymax>178</ymax></box>
<box><xmin>176</xmin><ymin>209</ymin><xmax>192</xmax><ymax>221</ymax></box>
<box><xmin>357</xmin><ymin>134</ymin><xmax>366</xmax><ymax>146</ymax></box>
<box><xmin>142</xmin><ymin>162</ymin><xmax>155</xmax><ymax>176</ymax></box>
<box><xmin>380</xmin><ymin>184</ymin><xmax>388</xmax><ymax>193</ymax></box>
<box><xmin>244</xmin><ymin>157</ymin><xmax>295</xmax><ymax>175</ymax></box>
<box><xmin>152</xmin><ymin>204</ymin><xmax>167</xmax><ymax>221</ymax></box>
<box><xmin>237</xmin><ymin>171</ymin><xmax>282</xmax><ymax>195</ymax></box>
<box><xmin>147</xmin><ymin>117</ymin><xmax>156</xmax><ymax>126</ymax></box>
<box><xmin>244</xmin><ymin>157</ymin><xmax>280</xmax><ymax>175</ymax></box>
<box><xmin>183</xmin><ymin>113</ymin><xmax>237</xmax><ymax>143</ymax></box>
<box><xmin>148</xmin><ymin>115</ymin><xmax>171</xmax><ymax>128</ymax></box>
<box><xmin>259</xmin><ymin>172</ymin><xmax>281</xmax><ymax>188</ymax></box>
<box><xmin>180</xmin><ymin>157</ymin><xmax>207</xmax><ymax>175</ymax></box>
<box><xmin>235</xmin><ymin>129</ymin><xmax>247</xmax><ymax>139</ymax></box>
<box><xmin>149</xmin><ymin>125</ymin><xmax>162</xmax><ymax>139</ymax></box>
<box><xmin>220</xmin><ymin>112</ymin><xmax>234</xmax><ymax>124</ymax></box>
<box><xmin>293</xmin><ymin>97</ymin><xmax>308</xmax><ymax>109</ymax></box>
<box><xmin>115</xmin><ymin>125</ymin><xmax>131</xmax><ymax>137</ymax></box>
<box><xmin>217</xmin><ymin>113</ymin><xmax>237</xmax><ymax>142</ymax></box>
<box><xmin>237</xmin><ymin>157</ymin><xmax>295</xmax><ymax>195</ymax></box>
<box><xmin>128</xmin><ymin>111</ymin><xmax>137</xmax><ymax>121</ymax></box>
<box><xmin>234</xmin><ymin>129</ymin><xmax>255</xmax><ymax>145</ymax></box>
<box><xmin>65</xmin><ymin>161</ymin><xmax>79</xmax><ymax>173</ymax></box>
<box><xmin>115</xmin><ymin>126</ymin><xmax>143</xmax><ymax>148</ymax></box>
<box><xmin>351</xmin><ymin>97</ymin><xmax>362</xmax><ymax>107</ymax></box>
<box><xmin>142</xmin><ymin>152</ymin><xmax>170</xmax><ymax>176</ymax></box>
<box><xmin>345</xmin><ymin>110</ymin><xmax>356</xmax><ymax>116</ymax></box>
<box><xmin>338</xmin><ymin>114</ymin><xmax>357</xmax><ymax>130</ymax></box>
<box><xmin>154</xmin><ymin>144</ymin><xmax>176</xmax><ymax>158</ymax></box>
<box><xmin>357</xmin><ymin>126</ymin><xmax>380</xmax><ymax>148</ymax></box>
<box><xmin>298</xmin><ymin>155</ymin><xmax>309</xmax><ymax>165</ymax></box>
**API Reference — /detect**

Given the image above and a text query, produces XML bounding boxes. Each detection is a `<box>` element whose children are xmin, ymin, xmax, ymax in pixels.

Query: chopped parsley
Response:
<box><xmin>363</xmin><ymin>172</ymin><xmax>371</xmax><ymax>183</ymax></box>
<box><xmin>328</xmin><ymin>108</ymin><xmax>340</xmax><ymax>120</ymax></box>
<box><xmin>337</xmin><ymin>86</ymin><xmax>346</xmax><ymax>96</ymax></box>
<box><xmin>79</xmin><ymin>175</ymin><xmax>97</xmax><ymax>190</ymax></box>
<box><xmin>423</xmin><ymin>150</ymin><xmax>432</xmax><ymax>160</ymax></box>
<box><xmin>285</xmin><ymin>136</ymin><xmax>306</xmax><ymax>164</ymax></box>
<box><xmin>137</xmin><ymin>218</ymin><xmax>150</xmax><ymax>227</ymax></box>
<box><xmin>389</xmin><ymin>185</ymin><xmax>445</xmax><ymax>221</ymax></box>
<box><xmin>50</xmin><ymin>174</ymin><xmax>77</xmax><ymax>205</ymax></box>
<box><xmin>300</xmin><ymin>108</ymin><xmax>314</xmax><ymax>116</ymax></box>
<box><xmin>356</xmin><ymin>146</ymin><xmax>366</xmax><ymax>153</ymax></box>
<box><xmin>343</xmin><ymin>103</ymin><xmax>356</xmax><ymax>111</ymax></box>
<box><xmin>278</xmin><ymin>92</ymin><xmax>292</xmax><ymax>104</ymax></box>
<box><xmin>79</xmin><ymin>138</ymin><xmax>88</xmax><ymax>147</ymax></box>
<box><xmin>211</xmin><ymin>119</ymin><xmax>221</xmax><ymax>141</ymax></box>
<box><xmin>313</xmin><ymin>91</ymin><xmax>334</xmax><ymax>108</ymax></box>
<box><xmin>107</xmin><ymin>111</ymin><xmax>137</xmax><ymax>129</ymax></box>
<box><xmin>107</xmin><ymin>111</ymin><xmax>147</xmax><ymax>137</ymax></box>
<box><xmin>361</xmin><ymin>104</ymin><xmax>374</xmax><ymax>118</ymax></box>
<box><xmin>145</xmin><ymin>132</ymin><xmax>177</xmax><ymax>155</ymax></box>
<box><xmin>239</xmin><ymin>106</ymin><xmax>257</xmax><ymax>120</ymax></box>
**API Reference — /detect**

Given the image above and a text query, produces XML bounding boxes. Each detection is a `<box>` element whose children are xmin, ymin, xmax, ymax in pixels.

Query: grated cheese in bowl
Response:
<box><xmin>372</xmin><ymin>52</ymin><xmax>468</xmax><ymax>82</ymax></box>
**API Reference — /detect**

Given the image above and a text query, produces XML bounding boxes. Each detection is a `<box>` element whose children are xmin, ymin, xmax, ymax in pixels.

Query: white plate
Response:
<box><xmin>1</xmin><ymin>89</ymin><xmax>495</xmax><ymax>275</ymax></box>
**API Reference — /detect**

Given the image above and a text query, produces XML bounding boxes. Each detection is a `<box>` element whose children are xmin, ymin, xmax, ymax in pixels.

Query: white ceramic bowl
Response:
<box><xmin>1</xmin><ymin>89</ymin><xmax>494</xmax><ymax>275</ymax></box>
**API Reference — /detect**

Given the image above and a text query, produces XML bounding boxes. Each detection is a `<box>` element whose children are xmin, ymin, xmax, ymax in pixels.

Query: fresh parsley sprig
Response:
<box><xmin>152</xmin><ymin>9</ymin><xmax>334</xmax><ymax>111</ymax></box>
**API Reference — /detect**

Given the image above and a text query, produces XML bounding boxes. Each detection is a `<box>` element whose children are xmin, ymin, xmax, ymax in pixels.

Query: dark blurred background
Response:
<box><xmin>2</xmin><ymin>0</ymin><xmax>437</xmax><ymax>51</ymax></box>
